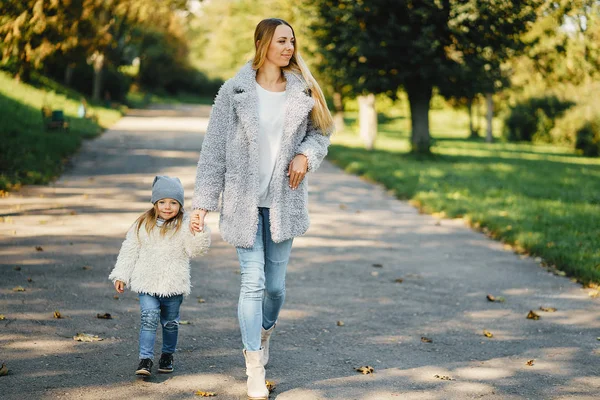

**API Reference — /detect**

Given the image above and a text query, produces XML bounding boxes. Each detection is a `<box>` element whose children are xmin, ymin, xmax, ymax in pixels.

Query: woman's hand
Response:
<box><xmin>190</xmin><ymin>209</ymin><xmax>208</xmax><ymax>233</ymax></box>
<box><xmin>114</xmin><ymin>280</ymin><xmax>125</xmax><ymax>293</ymax></box>
<box><xmin>288</xmin><ymin>154</ymin><xmax>308</xmax><ymax>190</ymax></box>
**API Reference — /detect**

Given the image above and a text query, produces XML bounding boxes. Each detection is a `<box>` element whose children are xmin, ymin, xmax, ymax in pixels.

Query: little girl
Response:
<box><xmin>109</xmin><ymin>175</ymin><xmax>211</xmax><ymax>376</ymax></box>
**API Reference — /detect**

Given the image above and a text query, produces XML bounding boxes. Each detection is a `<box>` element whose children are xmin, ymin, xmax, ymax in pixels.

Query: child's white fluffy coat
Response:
<box><xmin>108</xmin><ymin>215</ymin><xmax>211</xmax><ymax>297</ymax></box>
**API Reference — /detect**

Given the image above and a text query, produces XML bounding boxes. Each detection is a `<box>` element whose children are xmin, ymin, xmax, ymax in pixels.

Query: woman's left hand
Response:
<box><xmin>287</xmin><ymin>154</ymin><xmax>308</xmax><ymax>190</ymax></box>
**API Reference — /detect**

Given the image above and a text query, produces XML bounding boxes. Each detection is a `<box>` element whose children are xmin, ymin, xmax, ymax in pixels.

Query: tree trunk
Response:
<box><xmin>486</xmin><ymin>92</ymin><xmax>494</xmax><ymax>143</ymax></box>
<box><xmin>333</xmin><ymin>91</ymin><xmax>345</xmax><ymax>132</ymax></box>
<box><xmin>64</xmin><ymin>64</ymin><xmax>75</xmax><ymax>86</ymax></box>
<box><xmin>467</xmin><ymin>97</ymin><xmax>478</xmax><ymax>138</ymax></box>
<box><xmin>358</xmin><ymin>93</ymin><xmax>377</xmax><ymax>150</ymax></box>
<box><xmin>474</xmin><ymin>95</ymin><xmax>480</xmax><ymax>133</ymax></box>
<box><xmin>92</xmin><ymin>52</ymin><xmax>105</xmax><ymax>102</ymax></box>
<box><xmin>406</xmin><ymin>79</ymin><xmax>432</xmax><ymax>154</ymax></box>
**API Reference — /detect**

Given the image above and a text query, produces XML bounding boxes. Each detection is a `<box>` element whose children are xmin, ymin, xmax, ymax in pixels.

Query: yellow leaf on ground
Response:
<box><xmin>53</xmin><ymin>311</ymin><xmax>62</xmax><ymax>319</ymax></box>
<box><xmin>527</xmin><ymin>311</ymin><xmax>540</xmax><ymax>320</ymax></box>
<box><xmin>12</xmin><ymin>286</ymin><xmax>25</xmax><ymax>292</ymax></box>
<box><xmin>539</xmin><ymin>306</ymin><xmax>557</xmax><ymax>312</ymax></box>
<box><xmin>483</xmin><ymin>330</ymin><xmax>493</xmax><ymax>338</ymax></box>
<box><xmin>355</xmin><ymin>366</ymin><xmax>374</xmax><ymax>374</ymax></box>
<box><xmin>0</xmin><ymin>363</ymin><xmax>8</xmax><ymax>376</ymax></box>
<box><xmin>73</xmin><ymin>333</ymin><xmax>103</xmax><ymax>342</ymax></box>
<box><xmin>526</xmin><ymin>359</ymin><xmax>535</xmax><ymax>366</ymax></box>
<box><xmin>194</xmin><ymin>390</ymin><xmax>216</xmax><ymax>397</ymax></box>
<box><xmin>179</xmin><ymin>320</ymin><xmax>191</xmax><ymax>325</ymax></box>
<box><xmin>421</xmin><ymin>336</ymin><xmax>432</xmax><ymax>343</ymax></box>
<box><xmin>197</xmin><ymin>298</ymin><xmax>206</xmax><ymax>303</ymax></box>
<box><xmin>0</xmin><ymin>314</ymin><xmax>5</xmax><ymax>320</ymax></box>
<box><xmin>337</xmin><ymin>320</ymin><xmax>345</xmax><ymax>326</ymax></box>
<box><xmin>266</xmin><ymin>380</ymin><xmax>276</xmax><ymax>392</ymax></box>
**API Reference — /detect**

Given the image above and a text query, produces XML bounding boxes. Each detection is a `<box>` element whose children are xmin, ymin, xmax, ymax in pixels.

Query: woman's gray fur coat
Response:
<box><xmin>192</xmin><ymin>61</ymin><xmax>331</xmax><ymax>248</ymax></box>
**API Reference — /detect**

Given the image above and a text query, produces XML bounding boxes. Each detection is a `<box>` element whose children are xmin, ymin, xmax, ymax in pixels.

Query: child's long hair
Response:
<box><xmin>252</xmin><ymin>18</ymin><xmax>334</xmax><ymax>135</ymax></box>
<box><xmin>134</xmin><ymin>203</ymin><xmax>184</xmax><ymax>237</ymax></box>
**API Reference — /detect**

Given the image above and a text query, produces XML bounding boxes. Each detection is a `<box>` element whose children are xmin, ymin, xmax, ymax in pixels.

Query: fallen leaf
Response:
<box><xmin>194</xmin><ymin>391</ymin><xmax>216</xmax><ymax>397</ymax></box>
<box><xmin>53</xmin><ymin>311</ymin><xmax>62</xmax><ymax>319</ymax></box>
<box><xmin>97</xmin><ymin>313</ymin><xmax>112</xmax><ymax>319</ymax></box>
<box><xmin>266</xmin><ymin>380</ymin><xmax>276</xmax><ymax>392</ymax></box>
<box><xmin>0</xmin><ymin>315</ymin><xmax>5</xmax><ymax>320</ymax></box>
<box><xmin>527</xmin><ymin>311</ymin><xmax>540</xmax><ymax>320</ymax></box>
<box><xmin>526</xmin><ymin>359</ymin><xmax>534</xmax><ymax>366</ymax></box>
<box><xmin>339</xmin><ymin>204</ymin><xmax>347</xmax><ymax>210</ymax></box>
<box><xmin>35</xmin><ymin>246</ymin><xmax>43</xmax><ymax>251</ymax></box>
<box><xmin>355</xmin><ymin>366</ymin><xmax>374</xmax><ymax>374</ymax></box>
<box><xmin>539</xmin><ymin>306</ymin><xmax>557</xmax><ymax>312</ymax></box>
<box><xmin>486</xmin><ymin>294</ymin><xmax>505</xmax><ymax>303</ymax></box>
<box><xmin>179</xmin><ymin>320</ymin><xmax>191</xmax><ymax>325</ymax></box>
<box><xmin>69</xmin><ymin>210</ymin><xmax>78</xmax><ymax>215</ymax></box>
<box><xmin>13</xmin><ymin>266</ymin><xmax>21</xmax><ymax>271</ymax></box>
<box><xmin>113</xmin><ymin>295</ymin><xmax>119</xmax><ymax>300</ymax></box>
<box><xmin>0</xmin><ymin>363</ymin><xmax>8</xmax><ymax>376</ymax></box>
<box><xmin>371</xmin><ymin>271</ymin><xmax>379</xmax><ymax>277</ymax></box>
<box><xmin>394</xmin><ymin>278</ymin><xmax>404</xmax><ymax>283</ymax></box>
<box><xmin>197</xmin><ymin>298</ymin><xmax>206</xmax><ymax>303</ymax></box>
<box><xmin>27</xmin><ymin>277</ymin><xmax>33</xmax><ymax>282</ymax></box>
<box><xmin>12</xmin><ymin>286</ymin><xmax>25</xmax><ymax>292</ymax></box>
<box><xmin>337</xmin><ymin>320</ymin><xmax>345</xmax><ymax>327</ymax></box>
<box><xmin>82</xmin><ymin>266</ymin><xmax>92</xmax><ymax>270</ymax></box>
<box><xmin>421</xmin><ymin>336</ymin><xmax>432</xmax><ymax>343</ymax></box>
<box><xmin>434</xmin><ymin>374</ymin><xmax>453</xmax><ymax>380</ymax></box>
<box><xmin>483</xmin><ymin>330</ymin><xmax>493</xmax><ymax>338</ymax></box>
<box><xmin>588</xmin><ymin>290</ymin><xmax>600</xmax><ymax>298</ymax></box>
<box><xmin>372</xmin><ymin>263</ymin><xmax>383</xmax><ymax>268</ymax></box>
<box><xmin>73</xmin><ymin>333</ymin><xmax>103</xmax><ymax>342</ymax></box>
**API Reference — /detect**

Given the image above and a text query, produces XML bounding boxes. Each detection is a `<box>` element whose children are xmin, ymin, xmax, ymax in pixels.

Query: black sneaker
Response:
<box><xmin>158</xmin><ymin>353</ymin><xmax>174</xmax><ymax>373</ymax></box>
<box><xmin>135</xmin><ymin>358</ymin><xmax>153</xmax><ymax>376</ymax></box>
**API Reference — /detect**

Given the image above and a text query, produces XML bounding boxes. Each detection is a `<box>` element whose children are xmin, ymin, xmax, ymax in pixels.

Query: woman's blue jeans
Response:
<box><xmin>236</xmin><ymin>208</ymin><xmax>293</xmax><ymax>351</ymax></box>
<box><xmin>138</xmin><ymin>293</ymin><xmax>183</xmax><ymax>359</ymax></box>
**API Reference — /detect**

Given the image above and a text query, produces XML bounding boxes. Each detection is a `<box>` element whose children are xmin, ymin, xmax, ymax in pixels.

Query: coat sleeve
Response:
<box><xmin>296</xmin><ymin>115</ymin><xmax>332</xmax><ymax>173</ymax></box>
<box><xmin>192</xmin><ymin>82</ymin><xmax>232</xmax><ymax>211</ymax></box>
<box><xmin>183</xmin><ymin>223</ymin><xmax>212</xmax><ymax>258</ymax></box>
<box><xmin>108</xmin><ymin>225</ymin><xmax>140</xmax><ymax>286</ymax></box>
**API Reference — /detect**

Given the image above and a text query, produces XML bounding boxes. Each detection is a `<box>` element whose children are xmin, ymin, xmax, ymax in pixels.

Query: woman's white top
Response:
<box><xmin>256</xmin><ymin>82</ymin><xmax>287</xmax><ymax>208</ymax></box>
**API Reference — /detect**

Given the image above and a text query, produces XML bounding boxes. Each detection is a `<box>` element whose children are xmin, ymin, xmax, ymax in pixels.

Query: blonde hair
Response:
<box><xmin>134</xmin><ymin>203</ymin><xmax>184</xmax><ymax>238</ymax></box>
<box><xmin>252</xmin><ymin>18</ymin><xmax>334</xmax><ymax>134</ymax></box>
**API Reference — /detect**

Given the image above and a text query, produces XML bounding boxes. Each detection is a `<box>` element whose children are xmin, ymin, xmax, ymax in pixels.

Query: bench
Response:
<box><xmin>41</xmin><ymin>106</ymin><xmax>70</xmax><ymax>131</ymax></box>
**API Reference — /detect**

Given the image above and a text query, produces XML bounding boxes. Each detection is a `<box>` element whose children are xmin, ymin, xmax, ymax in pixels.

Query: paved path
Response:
<box><xmin>1</xmin><ymin>105</ymin><xmax>599</xmax><ymax>400</ymax></box>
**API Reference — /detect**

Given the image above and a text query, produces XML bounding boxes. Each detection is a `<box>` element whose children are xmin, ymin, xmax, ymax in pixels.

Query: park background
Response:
<box><xmin>1</xmin><ymin>0</ymin><xmax>599</xmax><ymax>288</ymax></box>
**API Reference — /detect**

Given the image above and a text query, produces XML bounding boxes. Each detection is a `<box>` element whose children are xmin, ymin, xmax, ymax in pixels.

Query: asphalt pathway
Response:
<box><xmin>1</xmin><ymin>105</ymin><xmax>598</xmax><ymax>400</ymax></box>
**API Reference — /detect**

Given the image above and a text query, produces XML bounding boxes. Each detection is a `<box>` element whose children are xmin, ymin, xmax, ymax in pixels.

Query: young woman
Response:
<box><xmin>190</xmin><ymin>18</ymin><xmax>333</xmax><ymax>399</ymax></box>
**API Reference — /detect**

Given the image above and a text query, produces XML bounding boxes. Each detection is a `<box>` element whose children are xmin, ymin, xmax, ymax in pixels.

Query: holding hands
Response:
<box><xmin>190</xmin><ymin>209</ymin><xmax>208</xmax><ymax>233</ymax></box>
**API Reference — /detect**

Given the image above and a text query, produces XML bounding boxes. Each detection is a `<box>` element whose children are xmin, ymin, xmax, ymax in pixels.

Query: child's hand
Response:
<box><xmin>114</xmin><ymin>280</ymin><xmax>125</xmax><ymax>293</ymax></box>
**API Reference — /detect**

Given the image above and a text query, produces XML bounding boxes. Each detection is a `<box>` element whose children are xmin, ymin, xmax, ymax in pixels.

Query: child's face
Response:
<box><xmin>156</xmin><ymin>198</ymin><xmax>181</xmax><ymax>220</ymax></box>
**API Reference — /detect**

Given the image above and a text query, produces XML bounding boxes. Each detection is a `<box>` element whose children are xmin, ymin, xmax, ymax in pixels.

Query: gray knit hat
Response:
<box><xmin>151</xmin><ymin>175</ymin><xmax>184</xmax><ymax>206</ymax></box>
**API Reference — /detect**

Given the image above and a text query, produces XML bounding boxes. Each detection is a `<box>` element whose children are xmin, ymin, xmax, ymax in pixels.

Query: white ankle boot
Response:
<box><xmin>260</xmin><ymin>323</ymin><xmax>276</xmax><ymax>366</ymax></box>
<box><xmin>243</xmin><ymin>349</ymin><xmax>269</xmax><ymax>400</ymax></box>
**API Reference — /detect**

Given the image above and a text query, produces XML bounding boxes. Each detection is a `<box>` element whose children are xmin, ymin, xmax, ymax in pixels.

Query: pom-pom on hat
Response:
<box><xmin>151</xmin><ymin>176</ymin><xmax>184</xmax><ymax>206</ymax></box>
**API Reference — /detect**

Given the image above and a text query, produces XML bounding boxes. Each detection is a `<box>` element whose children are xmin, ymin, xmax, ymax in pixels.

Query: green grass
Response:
<box><xmin>126</xmin><ymin>90</ymin><xmax>214</xmax><ymax>109</ymax></box>
<box><xmin>328</xmin><ymin>110</ymin><xmax>600</xmax><ymax>285</ymax></box>
<box><xmin>0</xmin><ymin>70</ymin><xmax>123</xmax><ymax>191</ymax></box>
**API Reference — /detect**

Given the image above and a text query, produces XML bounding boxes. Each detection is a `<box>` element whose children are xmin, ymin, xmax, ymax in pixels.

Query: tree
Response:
<box><xmin>308</xmin><ymin>0</ymin><xmax>541</xmax><ymax>153</ymax></box>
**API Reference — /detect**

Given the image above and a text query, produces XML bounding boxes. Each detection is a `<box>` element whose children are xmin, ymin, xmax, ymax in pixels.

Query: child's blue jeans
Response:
<box><xmin>236</xmin><ymin>207</ymin><xmax>293</xmax><ymax>351</ymax></box>
<box><xmin>138</xmin><ymin>293</ymin><xmax>183</xmax><ymax>360</ymax></box>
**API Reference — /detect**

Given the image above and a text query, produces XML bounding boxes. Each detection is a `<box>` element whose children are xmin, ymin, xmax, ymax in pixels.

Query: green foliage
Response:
<box><xmin>503</xmin><ymin>96</ymin><xmax>574</xmax><ymax>142</ymax></box>
<box><xmin>0</xmin><ymin>70</ymin><xmax>121</xmax><ymax>190</ymax></box>
<box><xmin>328</xmin><ymin>126</ymin><xmax>600</xmax><ymax>285</ymax></box>
<box><xmin>575</xmin><ymin>121</ymin><xmax>600</xmax><ymax>157</ymax></box>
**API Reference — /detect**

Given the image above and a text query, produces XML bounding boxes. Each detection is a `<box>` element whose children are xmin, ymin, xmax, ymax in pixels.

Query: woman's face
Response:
<box><xmin>265</xmin><ymin>24</ymin><xmax>295</xmax><ymax>67</ymax></box>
